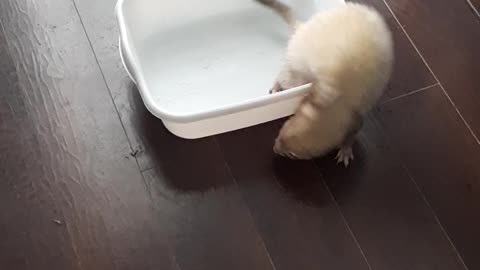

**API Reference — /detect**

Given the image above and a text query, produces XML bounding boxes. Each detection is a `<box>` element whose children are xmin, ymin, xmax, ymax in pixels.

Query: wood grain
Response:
<box><xmin>380</xmin><ymin>86</ymin><xmax>480</xmax><ymax>269</ymax></box>
<box><xmin>0</xmin><ymin>1</ymin><xmax>176</xmax><ymax>269</ymax></box>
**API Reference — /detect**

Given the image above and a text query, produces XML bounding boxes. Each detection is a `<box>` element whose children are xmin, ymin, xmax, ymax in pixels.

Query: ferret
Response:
<box><xmin>255</xmin><ymin>0</ymin><xmax>394</xmax><ymax>166</ymax></box>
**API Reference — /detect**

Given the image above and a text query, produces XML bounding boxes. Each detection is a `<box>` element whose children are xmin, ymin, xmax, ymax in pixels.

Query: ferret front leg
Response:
<box><xmin>269</xmin><ymin>65</ymin><xmax>306</xmax><ymax>94</ymax></box>
<box><xmin>336</xmin><ymin>113</ymin><xmax>364</xmax><ymax>167</ymax></box>
<box><xmin>336</xmin><ymin>140</ymin><xmax>355</xmax><ymax>168</ymax></box>
<box><xmin>269</xmin><ymin>66</ymin><xmax>291</xmax><ymax>94</ymax></box>
<box><xmin>269</xmin><ymin>80</ymin><xmax>284</xmax><ymax>94</ymax></box>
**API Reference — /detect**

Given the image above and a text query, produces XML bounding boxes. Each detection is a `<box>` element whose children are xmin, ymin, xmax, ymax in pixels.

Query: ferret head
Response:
<box><xmin>273</xmin><ymin>112</ymin><xmax>321</xmax><ymax>160</ymax></box>
<box><xmin>273</xmin><ymin>102</ymin><xmax>344</xmax><ymax>160</ymax></box>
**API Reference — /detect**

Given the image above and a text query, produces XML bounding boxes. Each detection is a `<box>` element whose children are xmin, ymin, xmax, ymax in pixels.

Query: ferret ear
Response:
<box><xmin>310</xmin><ymin>82</ymin><xmax>340</xmax><ymax>107</ymax></box>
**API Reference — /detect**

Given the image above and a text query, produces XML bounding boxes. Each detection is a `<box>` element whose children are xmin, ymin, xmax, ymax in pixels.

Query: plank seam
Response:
<box><xmin>69</xmin><ymin>0</ymin><xmax>148</xmax><ymax>179</ymax></box>
<box><xmin>380</xmin><ymin>0</ymin><xmax>480</xmax><ymax>146</ymax></box>
<box><xmin>312</xmin><ymin>162</ymin><xmax>375</xmax><ymax>270</ymax></box>
<box><xmin>380</xmin><ymin>1</ymin><xmax>473</xmax><ymax>268</ymax></box>
<box><xmin>381</xmin><ymin>83</ymin><xmax>439</xmax><ymax>105</ymax></box>
<box><xmin>213</xmin><ymin>137</ymin><xmax>279</xmax><ymax>270</ymax></box>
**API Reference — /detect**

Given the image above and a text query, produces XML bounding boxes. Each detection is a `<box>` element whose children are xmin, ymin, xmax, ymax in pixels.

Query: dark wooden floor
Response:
<box><xmin>1</xmin><ymin>0</ymin><xmax>479</xmax><ymax>269</ymax></box>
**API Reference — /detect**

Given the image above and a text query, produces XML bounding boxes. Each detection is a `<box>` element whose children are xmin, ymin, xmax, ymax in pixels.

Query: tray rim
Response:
<box><xmin>115</xmin><ymin>0</ymin><xmax>345</xmax><ymax>123</ymax></box>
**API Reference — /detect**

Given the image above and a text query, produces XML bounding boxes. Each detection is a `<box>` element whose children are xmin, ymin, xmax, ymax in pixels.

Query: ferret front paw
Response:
<box><xmin>335</xmin><ymin>146</ymin><xmax>354</xmax><ymax>167</ymax></box>
<box><xmin>269</xmin><ymin>82</ymin><xmax>284</xmax><ymax>94</ymax></box>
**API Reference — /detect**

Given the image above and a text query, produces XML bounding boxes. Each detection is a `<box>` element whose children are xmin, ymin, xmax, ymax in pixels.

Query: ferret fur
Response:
<box><xmin>255</xmin><ymin>0</ymin><xmax>394</xmax><ymax>166</ymax></box>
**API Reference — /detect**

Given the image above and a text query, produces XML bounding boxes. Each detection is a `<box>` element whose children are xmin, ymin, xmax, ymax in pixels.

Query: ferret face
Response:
<box><xmin>274</xmin><ymin>102</ymin><xmax>346</xmax><ymax>160</ymax></box>
<box><xmin>274</xmin><ymin>114</ymin><xmax>321</xmax><ymax>160</ymax></box>
<box><xmin>274</xmin><ymin>136</ymin><xmax>309</xmax><ymax>159</ymax></box>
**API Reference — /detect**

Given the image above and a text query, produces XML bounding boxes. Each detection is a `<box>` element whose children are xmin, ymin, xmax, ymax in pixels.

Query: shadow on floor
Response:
<box><xmin>128</xmin><ymin>81</ymin><xmax>368</xmax><ymax>205</ymax></box>
<box><xmin>128</xmin><ymin>82</ymin><xmax>232</xmax><ymax>193</ymax></box>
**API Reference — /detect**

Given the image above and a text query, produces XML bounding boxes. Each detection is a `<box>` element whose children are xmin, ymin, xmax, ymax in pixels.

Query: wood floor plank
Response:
<box><xmin>380</xmin><ymin>86</ymin><xmax>480</xmax><ymax>269</ymax></box>
<box><xmin>142</xmin><ymin>166</ymin><xmax>275</xmax><ymax>270</ymax></box>
<box><xmin>0</xmin><ymin>1</ymin><xmax>176</xmax><ymax>269</ymax></box>
<box><xmin>217</xmin><ymin>122</ymin><xmax>371</xmax><ymax>270</ymax></box>
<box><xmin>71</xmin><ymin>0</ymin><xmax>163</xmax><ymax>170</ymax></box>
<box><xmin>352</xmin><ymin>0</ymin><xmax>436</xmax><ymax>101</ymax></box>
<box><xmin>383</xmin><ymin>0</ymin><xmax>480</xmax><ymax>138</ymax></box>
<box><xmin>316</xmin><ymin>114</ymin><xmax>466</xmax><ymax>270</ymax></box>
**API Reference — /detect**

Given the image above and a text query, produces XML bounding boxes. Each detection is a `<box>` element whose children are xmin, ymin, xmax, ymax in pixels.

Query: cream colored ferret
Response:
<box><xmin>255</xmin><ymin>0</ymin><xmax>394</xmax><ymax>166</ymax></box>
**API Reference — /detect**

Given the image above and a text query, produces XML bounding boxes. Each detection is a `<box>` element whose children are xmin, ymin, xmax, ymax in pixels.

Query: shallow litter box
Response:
<box><xmin>116</xmin><ymin>0</ymin><xmax>345</xmax><ymax>139</ymax></box>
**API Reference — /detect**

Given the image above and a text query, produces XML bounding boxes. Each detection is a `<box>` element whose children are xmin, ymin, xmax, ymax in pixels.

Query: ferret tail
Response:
<box><xmin>254</xmin><ymin>0</ymin><xmax>299</xmax><ymax>30</ymax></box>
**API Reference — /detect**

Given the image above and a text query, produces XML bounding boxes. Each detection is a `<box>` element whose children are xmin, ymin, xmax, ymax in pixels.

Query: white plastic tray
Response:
<box><xmin>116</xmin><ymin>0</ymin><xmax>345</xmax><ymax>139</ymax></box>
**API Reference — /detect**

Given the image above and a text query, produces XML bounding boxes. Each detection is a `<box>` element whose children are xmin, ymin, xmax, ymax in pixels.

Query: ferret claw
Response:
<box><xmin>269</xmin><ymin>82</ymin><xmax>284</xmax><ymax>94</ymax></box>
<box><xmin>335</xmin><ymin>146</ymin><xmax>354</xmax><ymax>167</ymax></box>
